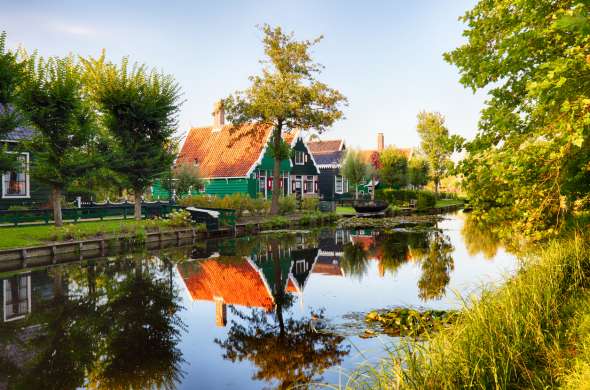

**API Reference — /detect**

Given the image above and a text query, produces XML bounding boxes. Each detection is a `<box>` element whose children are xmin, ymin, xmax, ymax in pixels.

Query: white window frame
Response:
<box><xmin>3</xmin><ymin>275</ymin><xmax>31</xmax><ymax>322</ymax></box>
<box><xmin>335</xmin><ymin>175</ymin><xmax>344</xmax><ymax>194</ymax></box>
<box><xmin>295</xmin><ymin>259</ymin><xmax>307</xmax><ymax>273</ymax></box>
<box><xmin>294</xmin><ymin>151</ymin><xmax>305</xmax><ymax>165</ymax></box>
<box><xmin>2</xmin><ymin>152</ymin><xmax>30</xmax><ymax>199</ymax></box>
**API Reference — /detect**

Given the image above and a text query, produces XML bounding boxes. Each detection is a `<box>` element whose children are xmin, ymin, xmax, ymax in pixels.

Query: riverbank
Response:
<box><xmin>348</xmin><ymin>230</ymin><xmax>590</xmax><ymax>389</ymax></box>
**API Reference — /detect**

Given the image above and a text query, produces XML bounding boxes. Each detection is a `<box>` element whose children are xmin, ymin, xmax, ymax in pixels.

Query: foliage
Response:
<box><xmin>365</xmin><ymin>308</ymin><xmax>458</xmax><ymax>337</ymax></box>
<box><xmin>82</xmin><ymin>52</ymin><xmax>181</xmax><ymax>219</ymax></box>
<box><xmin>278</xmin><ymin>195</ymin><xmax>297</xmax><ymax>214</ymax></box>
<box><xmin>407</xmin><ymin>156</ymin><xmax>429</xmax><ymax>188</ymax></box>
<box><xmin>376</xmin><ymin>188</ymin><xmax>436</xmax><ymax>210</ymax></box>
<box><xmin>168</xmin><ymin>162</ymin><xmax>202</xmax><ymax>198</ymax></box>
<box><xmin>445</xmin><ymin>0</ymin><xmax>590</xmax><ymax>240</ymax></box>
<box><xmin>0</xmin><ymin>31</ymin><xmax>25</xmax><ymax>171</ymax></box>
<box><xmin>379</xmin><ymin>147</ymin><xmax>408</xmax><ymax>189</ymax></box>
<box><xmin>180</xmin><ymin>193</ymin><xmax>272</xmax><ymax>217</ymax></box>
<box><xmin>224</xmin><ymin>24</ymin><xmax>347</xmax><ymax>214</ymax></box>
<box><xmin>341</xmin><ymin>149</ymin><xmax>369</xmax><ymax>200</ymax></box>
<box><xmin>301</xmin><ymin>196</ymin><xmax>319</xmax><ymax>211</ymax></box>
<box><xmin>165</xmin><ymin>209</ymin><xmax>193</xmax><ymax>227</ymax></box>
<box><xmin>19</xmin><ymin>53</ymin><xmax>101</xmax><ymax>226</ymax></box>
<box><xmin>416</xmin><ymin>111</ymin><xmax>462</xmax><ymax>194</ymax></box>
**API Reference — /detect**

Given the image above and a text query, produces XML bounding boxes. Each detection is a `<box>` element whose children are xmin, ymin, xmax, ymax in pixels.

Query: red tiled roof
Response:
<box><xmin>312</xmin><ymin>262</ymin><xmax>344</xmax><ymax>276</ymax></box>
<box><xmin>307</xmin><ymin>140</ymin><xmax>344</xmax><ymax>154</ymax></box>
<box><xmin>178</xmin><ymin>259</ymin><xmax>275</xmax><ymax>311</ymax></box>
<box><xmin>178</xmin><ymin>124</ymin><xmax>301</xmax><ymax>178</ymax></box>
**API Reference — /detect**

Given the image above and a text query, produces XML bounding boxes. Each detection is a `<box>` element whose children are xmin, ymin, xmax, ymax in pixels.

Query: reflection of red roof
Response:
<box><xmin>286</xmin><ymin>278</ymin><xmax>298</xmax><ymax>293</ymax></box>
<box><xmin>351</xmin><ymin>235</ymin><xmax>375</xmax><ymax>251</ymax></box>
<box><xmin>312</xmin><ymin>262</ymin><xmax>343</xmax><ymax>276</ymax></box>
<box><xmin>178</xmin><ymin>259</ymin><xmax>274</xmax><ymax>310</ymax></box>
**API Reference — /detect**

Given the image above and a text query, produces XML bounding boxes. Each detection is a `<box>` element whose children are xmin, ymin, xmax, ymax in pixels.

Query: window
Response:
<box><xmin>3</xmin><ymin>275</ymin><xmax>31</xmax><ymax>322</ymax></box>
<box><xmin>304</xmin><ymin>176</ymin><xmax>314</xmax><ymax>193</ymax></box>
<box><xmin>335</xmin><ymin>176</ymin><xmax>348</xmax><ymax>194</ymax></box>
<box><xmin>294</xmin><ymin>151</ymin><xmax>305</xmax><ymax>165</ymax></box>
<box><xmin>295</xmin><ymin>259</ymin><xmax>308</xmax><ymax>274</ymax></box>
<box><xmin>2</xmin><ymin>153</ymin><xmax>29</xmax><ymax>198</ymax></box>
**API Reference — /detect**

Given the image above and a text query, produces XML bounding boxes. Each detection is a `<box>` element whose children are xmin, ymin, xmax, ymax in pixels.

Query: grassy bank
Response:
<box><xmin>0</xmin><ymin>218</ymin><xmax>202</xmax><ymax>250</ymax></box>
<box><xmin>348</xmin><ymin>231</ymin><xmax>590</xmax><ymax>389</ymax></box>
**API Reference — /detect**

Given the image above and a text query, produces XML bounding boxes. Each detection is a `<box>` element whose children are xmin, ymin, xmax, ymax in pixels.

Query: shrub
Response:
<box><xmin>416</xmin><ymin>191</ymin><xmax>436</xmax><ymax>209</ymax></box>
<box><xmin>7</xmin><ymin>205</ymin><xmax>30</xmax><ymax>211</ymax></box>
<box><xmin>166</xmin><ymin>209</ymin><xmax>193</xmax><ymax>227</ymax></box>
<box><xmin>377</xmin><ymin>188</ymin><xmax>436</xmax><ymax>210</ymax></box>
<box><xmin>279</xmin><ymin>196</ymin><xmax>297</xmax><ymax>215</ymax></box>
<box><xmin>250</xmin><ymin>197</ymin><xmax>270</xmax><ymax>215</ymax></box>
<box><xmin>301</xmin><ymin>197</ymin><xmax>319</xmax><ymax>212</ymax></box>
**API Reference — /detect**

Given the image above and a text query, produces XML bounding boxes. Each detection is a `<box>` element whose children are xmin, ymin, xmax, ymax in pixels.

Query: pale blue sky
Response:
<box><xmin>1</xmin><ymin>0</ymin><xmax>485</xmax><ymax>149</ymax></box>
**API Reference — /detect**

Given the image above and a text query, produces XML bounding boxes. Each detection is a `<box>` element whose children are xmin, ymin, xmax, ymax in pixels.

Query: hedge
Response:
<box><xmin>376</xmin><ymin>189</ymin><xmax>436</xmax><ymax>209</ymax></box>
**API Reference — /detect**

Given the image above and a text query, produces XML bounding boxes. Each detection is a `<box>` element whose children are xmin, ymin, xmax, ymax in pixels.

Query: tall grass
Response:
<box><xmin>346</xmin><ymin>232</ymin><xmax>590</xmax><ymax>389</ymax></box>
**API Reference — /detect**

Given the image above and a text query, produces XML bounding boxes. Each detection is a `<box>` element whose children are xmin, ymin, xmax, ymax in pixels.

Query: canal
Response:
<box><xmin>0</xmin><ymin>212</ymin><xmax>518</xmax><ymax>389</ymax></box>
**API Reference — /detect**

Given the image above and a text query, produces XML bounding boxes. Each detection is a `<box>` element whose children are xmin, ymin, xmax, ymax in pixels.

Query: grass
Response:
<box><xmin>434</xmin><ymin>198</ymin><xmax>464</xmax><ymax>208</ymax></box>
<box><xmin>337</xmin><ymin>206</ymin><xmax>356</xmax><ymax>215</ymax></box>
<box><xmin>0</xmin><ymin>218</ymin><xmax>200</xmax><ymax>250</ymax></box>
<box><xmin>345</xmin><ymin>230</ymin><xmax>590</xmax><ymax>389</ymax></box>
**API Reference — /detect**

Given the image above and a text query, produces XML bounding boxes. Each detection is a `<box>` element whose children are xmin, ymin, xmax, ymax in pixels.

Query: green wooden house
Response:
<box><xmin>0</xmin><ymin>126</ymin><xmax>50</xmax><ymax>210</ymax></box>
<box><xmin>152</xmin><ymin>101</ymin><xmax>320</xmax><ymax>199</ymax></box>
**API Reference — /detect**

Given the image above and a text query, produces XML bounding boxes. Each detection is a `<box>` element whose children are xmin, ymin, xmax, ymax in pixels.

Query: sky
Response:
<box><xmin>1</xmin><ymin>0</ymin><xmax>487</xmax><ymax>150</ymax></box>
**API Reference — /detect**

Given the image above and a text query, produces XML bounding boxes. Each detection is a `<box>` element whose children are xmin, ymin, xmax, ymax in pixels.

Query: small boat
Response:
<box><xmin>353</xmin><ymin>200</ymin><xmax>389</xmax><ymax>217</ymax></box>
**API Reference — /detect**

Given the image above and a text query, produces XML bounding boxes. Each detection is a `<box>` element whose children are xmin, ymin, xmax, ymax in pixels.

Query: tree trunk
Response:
<box><xmin>51</xmin><ymin>185</ymin><xmax>63</xmax><ymax>227</ymax></box>
<box><xmin>355</xmin><ymin>185</ymin><xmax>359</xmax><ymax>200</ymax></box>
<box><xmin>371</xmin><ymin>176</ymin><xmax>376</xmax><ymax>201</ymax></box>
<box><xmin>434</xmin><ymin>177</ymin><xmax>440</xmax><ymax>198</ymax></box>
<box><xmin>134</xmin><ymin>187</ymin><xmax>143</xmax><ymax>220</ymax></box>
<box><xmin>270</xmin><ymin>125</ymin><xmax>282</xmax><ymax>215</ymax></box>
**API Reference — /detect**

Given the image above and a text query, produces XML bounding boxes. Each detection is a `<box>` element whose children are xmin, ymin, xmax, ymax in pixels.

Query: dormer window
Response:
<box><xmin>294</xmin><ymin>151</ymin><xmax>305</xmax><ymax>165</ymax></box>
<box><xmin>2</xmin><ymin>153</ymin><xmax>29</xmax><ymax>199</ymax></box>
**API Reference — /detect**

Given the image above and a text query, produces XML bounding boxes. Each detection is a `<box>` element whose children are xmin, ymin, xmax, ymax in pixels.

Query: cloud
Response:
<box><xmin>50</xmin><ymin>22</ymin><xmax>97</xmax><ymax>37</ymax></box>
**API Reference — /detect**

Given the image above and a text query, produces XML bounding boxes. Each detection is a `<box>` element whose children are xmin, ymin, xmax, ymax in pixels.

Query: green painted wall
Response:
<box><xmin>289</xmin><ymin>138</ymin><xmax>319</xmax><ymax>176</ymax></box>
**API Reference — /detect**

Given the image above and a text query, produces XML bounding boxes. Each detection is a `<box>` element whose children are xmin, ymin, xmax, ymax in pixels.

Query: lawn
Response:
<box><xmin>435</xmin><ymin>198</ymin><xmax>464</xmax><ymax>207</ymax></box>
<box><xmin>336</xmin><ymin>206</ymin><xmax>355</xmax><ymax>215</ymax></box>
<box><xmin>0</xmin><ymin>219</ymin><xmax>161</xmax><ymax>250</ymax></box>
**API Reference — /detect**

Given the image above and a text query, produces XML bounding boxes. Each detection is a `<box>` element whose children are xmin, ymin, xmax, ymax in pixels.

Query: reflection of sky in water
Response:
<box><xmin>176</xmin><ymin>212</ymin><xmax>519</xmax><ymax>389</ymax></box>
<box><xmin>0</xmin><ymin>212</ymin><xmax>519</xmax><ymax>390</ymax></box>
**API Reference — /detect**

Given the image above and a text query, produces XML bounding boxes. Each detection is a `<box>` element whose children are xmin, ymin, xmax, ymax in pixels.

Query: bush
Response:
<box><xmin>377</xmin><ymin>188</ymin><xmax>436</xmax><ymax>209</ymax></box>
<box><xmin>166</xmin><ymin>209</ymin><xmax>193</xmax><ymax>227</ymax></box>
<box><xmin>301</xmin><ymin>197</ymin><xmax>319</xmax><ymax>212</ymax></box>
<box><xmin>279</xmin><ymin>196</ymin><xmax>297</xmax><ymax>215</ymax></box>
<box><xmin>249</xmin><ymin>197</ymin><xmax>270</xmax><ymax>215</ymax></box>
<box><xmin>7</xmin><ymin>205</ymin><xmax>30</xmax><ymax>211</ymax></box>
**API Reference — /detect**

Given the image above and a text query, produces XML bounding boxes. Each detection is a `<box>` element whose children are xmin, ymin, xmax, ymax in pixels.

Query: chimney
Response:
<box><xmin>214</xmin><ymin>297</ymin><xmax>227</xmax><ymax>327</ymax></box>
<box><xmin>377</xmin><ymin>132</ymin><xmax>384</xmax><ymax>152</ymax></box>
<box><xmin>212</xmin><ymin>100</ymin><xmax>225</xmax><ymax>128</ymax></box>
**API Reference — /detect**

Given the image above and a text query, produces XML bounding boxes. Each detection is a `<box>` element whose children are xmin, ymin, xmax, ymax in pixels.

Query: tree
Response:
<box><xmin>224</xmin><ymin>25</ymin><xmax>347</xmax><ymax>215</ymax></box>
<box><xmin>408</xmin><ymin>156</ymin><xmax>429</xmax><ymax>188</ymax></box>
<box><xmin>162</xmin><ymin>162</ymin><xmax>202</xmax><ymax>199</ymax></box>
<box><xmin>379</xmin><ymin>147</ymin><xmax>408</xmax><ymax>189</ymax></box>
<box><xmin>341</xmin><ymin>149</ymin><xmax>368</xmax><ymax>200</ymax></box>
<box><xmin>83</xmin><ymin>53</ymin><xmax>181</xmax><ymax>220</ymax></box>
<box><xmin>19</xmin><ymin>55</ymin><xmax>100</xmax><ymax>226</ymax></box>
<box><xmin>445</xmin><ymin>1</ymin><xmax>590</xmax><ymax>239</ymax></box>
<box><xmin>416</xmin><ymin>111</ymin><xmax>460</xmax><ymax>196</ymax></box>
<box><xmin>0</xmin><ymin>31</ymin><xmax>25</xmax><ymax>172</ymax></box>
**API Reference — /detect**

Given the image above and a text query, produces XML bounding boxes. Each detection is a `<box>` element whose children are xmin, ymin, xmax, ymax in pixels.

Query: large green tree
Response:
<box><xmin>224</xmin><ymin>25</ymin><xmax>347</xmax><ymax>214</ymax></box>
<box><xmin>445</xmin><ymin>1</ymin><xmax>590</xmax><ymax>239</ymax></box>
<box><xmin>416</xmin><ymin>111</ymin><xmax>461</xmax><ymax>196</ymax></box>
<box><xmin>83</xmin><ymin>54</ymin><xmax>181</xmax><ymax>219</ymax></box>
<box><xmin>341</xmin><ymin>149</ymin><xmax>368</xmax><ymax>200</ymax></box>
<box><xmin>0</xmin><ymin>31</ymin><xmax>25</xmax><ymax>171</ymax></box>
<box><xmin>408</xmin><ymin>155</ymin><xmax>430</xmax><ymax>188</ymax></box>
<box><xmin>379</xmin><ymin>147</ymin><xmax>408</xmax><ymax>189</ymax></box>
<box><xmin>19</xmin><ymin>55</ymin><xmax>100</xmax><ymax>226</ymax></box>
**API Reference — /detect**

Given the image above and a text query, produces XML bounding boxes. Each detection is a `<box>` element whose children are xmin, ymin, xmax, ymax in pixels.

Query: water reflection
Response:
<box><xmin>0</xmin><ymin>223</ymin><xmax>463</xmax><ymax>389</ymax></box>
<box><xmin>0</xmin><ymin>255</ymin><xmax>185</xmax><ymax>390</ymax></box>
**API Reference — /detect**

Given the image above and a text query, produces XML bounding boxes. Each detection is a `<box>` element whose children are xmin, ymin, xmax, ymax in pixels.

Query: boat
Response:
<box><xmin>353</xmin><ymin>200</ymin><xmax>389</xmax><ymax>217</ymax></box>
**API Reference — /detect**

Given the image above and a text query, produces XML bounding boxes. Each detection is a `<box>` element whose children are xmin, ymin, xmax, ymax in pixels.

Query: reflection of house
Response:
<box><xmin>312</xmin><ymin>229</ymin><xmax>349</xmax><ymax>277</ymax></box>
<box><xmin>3</xmin><ymin>274</ymin><xmax>31</xmax><ymax>322</ymax></box>
<box><xmin>177</xmin><ymin>245</ymin><xmax>319</xmax><ymax>327</ymax></box>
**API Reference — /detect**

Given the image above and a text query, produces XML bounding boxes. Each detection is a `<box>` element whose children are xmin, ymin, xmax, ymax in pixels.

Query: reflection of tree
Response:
<box><xmin>87</xmin><ymin>258</ymin><xmax>186</xmax><ymax>390</ymax></box>
<box><xmin>377</xmin><ymin>231</ymin><xmax>430</xmax><ymax>276</ymax></box>
<box><xmin>341</xmin><ymin>242</ymin><xmax>369</xmax><ymax>279</ymax></box>
<box><xmin>216</xmin><ymin>239</ymin><xmax>349</xmax><ymax>389</ymax></box>
<box><xmin>417</xmin><ymin>231</ymin><xmax>455</xmax><ymax>301</ymax></box>
<box><xmin>216</xmin><ymin>308</ymin><xmax>348</xmax><ymax>389</ymax></box>
<box><xmin>461</xmin><ymin>215</ymin><xmax>502</xmax><ymax>259</ymax></box>
<box><xmin>4</xmin><ymin>257</ymin><xmax>186</xmax><ymax>390</ymax></box>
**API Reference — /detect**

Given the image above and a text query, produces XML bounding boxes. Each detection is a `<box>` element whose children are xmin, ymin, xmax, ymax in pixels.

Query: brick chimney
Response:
<box><xmin>377</xmin><ymin>132</ymin><xmax>384</xmax><ymax>152</ymax></box>
<box><xmin>214</xmin><ymin>296</ymin><xmax>226</xmax><ymax>327</ymax></box>
<box><xmin>212</xmin><ymin>100</ymin><xmax>225</xmax><ymax>128</ymax></box>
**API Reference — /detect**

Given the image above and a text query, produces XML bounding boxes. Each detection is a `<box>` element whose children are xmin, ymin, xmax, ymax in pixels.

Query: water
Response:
<box><xmin>0</xmin><ymin>212</ymin><xmax>517</xmax><ymax>389</ymax></box>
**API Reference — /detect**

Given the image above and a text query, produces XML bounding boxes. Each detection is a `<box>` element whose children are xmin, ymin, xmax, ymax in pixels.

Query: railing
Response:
<box><xmin>0</xmin><ymin>201</ymin><xmax>236</xmax><ymax>229</ymax></box>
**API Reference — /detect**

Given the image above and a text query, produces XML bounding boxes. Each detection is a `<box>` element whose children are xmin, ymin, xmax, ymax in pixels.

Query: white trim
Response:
<box><xmin>245</xmin><ymin>127</ymin><xmax>275</xmax><ymax>178</ymax></box>
<box><xmin>316</xmin><ymin>163</ymin><xmax>341</xmax><ymax>169</ymax></box>
<box><xmin>2</xmin><ymin>152</ymin><xmax>30</xmax><ymax>199</ymax></box>
<box><xmin>3</xmin><ymin>274</ymin><xmax>31</xmax><ymax>322</ymax></box>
